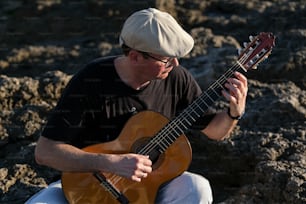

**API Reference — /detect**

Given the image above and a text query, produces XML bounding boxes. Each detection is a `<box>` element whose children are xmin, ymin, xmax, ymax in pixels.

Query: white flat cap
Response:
<box><xmin>119</xmin><ymin>8</ymin><xmax>194</xmax><ymax>58</ymax></box>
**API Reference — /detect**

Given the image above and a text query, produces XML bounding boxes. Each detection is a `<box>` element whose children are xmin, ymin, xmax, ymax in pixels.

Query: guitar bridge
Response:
<box><xmin>93</xmin><ymin>172</ymin><xmax>129</xmax><ymax>204</ymax></box>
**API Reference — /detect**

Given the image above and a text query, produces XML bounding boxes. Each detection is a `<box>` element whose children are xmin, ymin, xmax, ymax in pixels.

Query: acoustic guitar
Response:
<box><xmin>62</xmin><ymin>32</ymin><xmax>275</xmax><ymax>204</ymax></box>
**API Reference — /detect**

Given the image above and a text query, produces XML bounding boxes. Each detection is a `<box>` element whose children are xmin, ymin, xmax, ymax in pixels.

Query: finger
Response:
<box><xmin>132</xmin><ymin>175</ymin><xmax>141</xmax><ymax>182</ymax></box>
<box><xmin>141</xmin><ymin>172</ymin><xmax>148</xmax><ymax>178</ymax></box>
<box><xmin>221</xmin><ymin>89</ymin><xmax>237</xmax><ymax>104</ymax></box>
<box><xmin>138</xmin><ymin>155</ymin><xmax>152</xmax><ymax>171</ymax></box>
<box><xmin>227</xmin><ymin>77</ymin><xmax>243</xmax><ymax>90</ymax></box>
<box><xmin>134</xmin><ymin>163</ymin><xmax>152</xmax><ymax>176</ymax></box>
<box><xmin>224</xmin><ymin>82</ymin><xmax>242</xmax><ymax>102</ymax></box>
<box><xmin>228</xmin><ymin>72</ymin><xmax>247</xmax><ymax>90</ymax></box>
<box><xmin>132</xmin><ymin>169</ymin><xmax>146</xmax><ymax>181</ymax></box>
<box><xmin>134</xmin><ymin>171</ymin><xmax>148</xmax><ymax>182</ymax></box>
<box><xmin>234</xmin><ymin>71</ymin><xmax>247</xmax><ymax>84</ymax></box>
<box><xmin>234</xmin><ymin>72</ymin><xmax>248</xmax><ymax>92</ymax></box>
<box><xmin>136</xmin><ymin>170</ymin><xmax>147</xmax><ymax>177</ymax></box>
<box><xmin>143</xmin><ymin>156</ymin><xmax>152</xmax><ymax>166</ymax></box>
<box><xmin>137</xmin><ymin>162</ymin><xmax>152</xmax><ymax>174</ymax></box>
<box><xmin>142</xmin><ymin>165</ymin><xmax>152</xmax><ymax>174</ymax></box>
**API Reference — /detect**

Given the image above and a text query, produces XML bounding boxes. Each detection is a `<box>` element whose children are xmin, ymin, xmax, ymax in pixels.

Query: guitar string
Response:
<box><xmin>138</xmin><ymin>53</ymin><xmax>250</xmax><ymax>156</ymax></box>
<box><xmin>95</xmin><ymin>173</ymin><xmax>121</xmax><ymax>199</ymax></box>
<box><xmin>107</xmin><ymin>174</ymin><xmax>123</xmax><ymax>189</ymax></box>
<box><xmin>99</xmin><ymin>173</ymin><xmax>130</xmax><ymax>200</ymax></box>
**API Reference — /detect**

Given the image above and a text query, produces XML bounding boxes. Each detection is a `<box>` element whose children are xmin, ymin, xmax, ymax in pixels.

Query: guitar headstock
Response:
<box><xmin>238</xmin><ymin>32</ymin><xmax>275</xmax><ymax>71</ymax></box>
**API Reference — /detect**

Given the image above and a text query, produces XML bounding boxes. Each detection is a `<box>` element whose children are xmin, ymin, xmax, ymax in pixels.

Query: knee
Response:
<box><xmin>186</xmin><ymin>173</ymin><xmax>213</xmax><ymax>204</ymax></box>
<box><xmin>156</xmin><ymin>172</ymin><xmax>213</xmax><ymax>204</ymax></box>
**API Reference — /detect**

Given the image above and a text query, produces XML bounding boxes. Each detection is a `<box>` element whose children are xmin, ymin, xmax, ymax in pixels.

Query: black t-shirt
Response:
<box><xmin>42</xmin><ymin>56</ymin><xmax>215</xmax><ymax>148</ymax></box>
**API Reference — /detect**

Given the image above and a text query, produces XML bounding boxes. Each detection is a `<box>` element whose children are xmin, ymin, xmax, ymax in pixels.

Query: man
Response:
<box><xmin>27</xmin><ymin>8</ymin><xmax>247</xmax><ymax>204</ymax></box>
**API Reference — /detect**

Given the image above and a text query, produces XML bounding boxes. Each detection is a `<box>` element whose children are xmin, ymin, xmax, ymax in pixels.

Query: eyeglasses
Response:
<box><xmin>142</xmin><ymin>52</ymin><xmax>175</xmax><ymax>68</ymax></box>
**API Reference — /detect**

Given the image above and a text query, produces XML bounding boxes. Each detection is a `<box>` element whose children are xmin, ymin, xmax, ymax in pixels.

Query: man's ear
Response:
<box><xmin>128</xmin><ymin>50</ymin><xmax>141</xmax><ymax>64</ymax></box>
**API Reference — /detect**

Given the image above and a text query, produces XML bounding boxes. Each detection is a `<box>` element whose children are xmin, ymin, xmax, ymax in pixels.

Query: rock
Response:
<box><xmin>0</xmin><ymin>0</ymin><xmax>305</xmax><ymax>203</ymax></box>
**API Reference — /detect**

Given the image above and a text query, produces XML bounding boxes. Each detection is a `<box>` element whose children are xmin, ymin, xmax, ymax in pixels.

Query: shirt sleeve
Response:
<box><xmin>41</xmin><ymin>72</ymin><xmax>87</xmax><ymax>143</ymax></box>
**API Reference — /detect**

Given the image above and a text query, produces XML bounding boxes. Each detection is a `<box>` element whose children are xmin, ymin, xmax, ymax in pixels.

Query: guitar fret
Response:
<box><xmin>176</xmin><ymin>118</ymin><xmax>188</xmax><ymax>130</ymax></box>
<box><xmin>167</xmin><ymin>133</ymin><xmax>176</xmax><ymax>143</ymax></box>
<box><xmin>172</xmin><ymin>125</ymin><xmax>182</xmax><ymax>136</ymax></box>
<box><xmin>211</xmin><ymin>81</ymin><xmax>223</xmax><ymax>97</ymax></box>
<box><xmin>164</xmin><ymin>135</ymin><xmax>173</xmax><ymax>146</ymax></box>
<box><xmin>182</xmin><ymin>118</ymin><xmax>192</xmax><ymax>126</ymax></box>
<box><xmin>193</xmin><ymin>102</ymin><xmax>204</xmax><ymax>115</ymax></box>
<box><xmin>197</xmin><ymin>97</ymin><xmax>209</xmax><ymax>110</ymax></box>
<box><xmin>204</xmin><ymin>92</ymin><xmax>214</xmax><ymax>102</ymax></box>
<box><xmin>187</xmin><ymin>107</ymin><xmax>200</xmax><ymax>120</ymax></box>
<box><xmin>168</xmin><ymin>126</ymin><xmax>179</xmax><ymax>140</ymax></box>
<box><xmin>208</xmin><ymin>87</ymin><xmax>221</xmax><ymax>101</ymax></box>
<box><xmin>215</xmin><ymin>80</ymin><xmax>224</xmax><ymax>92</ymax></box>
<box><xmin>188</xmin><ymin>115</ymin><xmax>196</xmax><ymax>122</ymax></box>
<box><xmin>219</xmin><ymin>74</ymin><xmax>228</xmax><ymax>84</ymax></box>
<box><xmin>158</xmin><ymin>139</ymin><xmax>168</xmax><ymax>151</ymax></box>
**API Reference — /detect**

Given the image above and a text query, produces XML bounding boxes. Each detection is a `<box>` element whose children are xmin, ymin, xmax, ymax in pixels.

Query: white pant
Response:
<box><xmin>25</xmin><ymin>172</ymin><xmax>213</xmax><ymax>204</ymax></box>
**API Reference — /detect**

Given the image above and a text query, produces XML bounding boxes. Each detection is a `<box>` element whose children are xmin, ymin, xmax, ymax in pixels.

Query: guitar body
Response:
<box><xmin>62</xmin><ymin>111</ymin><xmax>192</xmax><ymax>204</ymax></box>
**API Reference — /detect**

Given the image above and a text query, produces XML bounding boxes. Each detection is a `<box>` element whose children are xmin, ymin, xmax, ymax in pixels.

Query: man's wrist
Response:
<box><xmin>227</xmin><ymin>107</ymin><xmax>244</xmax><ymax>120</ymax></box>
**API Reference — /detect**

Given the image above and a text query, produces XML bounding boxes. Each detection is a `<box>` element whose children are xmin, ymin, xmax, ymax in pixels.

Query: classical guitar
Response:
<box><xmin>62</xmin><ymin>32</ymin><xmax>275</xmax><ymax>204</ymax></box>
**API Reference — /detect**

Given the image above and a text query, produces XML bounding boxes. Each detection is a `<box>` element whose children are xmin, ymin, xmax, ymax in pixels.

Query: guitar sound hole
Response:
<box><xmin>147</xmin><ymin>148</ymin><xmax>162</xmax><ymax>165</ymax></box>
<box><xmin>131</xmin><ymin>137</ymin><xmax>164</xmax><ymax>170</ymax></box>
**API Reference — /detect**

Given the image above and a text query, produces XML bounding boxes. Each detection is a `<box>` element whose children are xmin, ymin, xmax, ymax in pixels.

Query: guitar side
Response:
<box><xmin>62</xmin><ymin>110</ymin><xmax>192</xmax><ymax>204</ymax></box>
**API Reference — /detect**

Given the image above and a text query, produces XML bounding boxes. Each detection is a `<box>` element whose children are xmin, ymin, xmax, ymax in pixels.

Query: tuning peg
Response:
<box><xmin>249</xmin><ymin>35</ymin><xmax>254</xmax><ymax>41</ymax></box>
<box><xmin>243</xmin><ymin>42</ymin><xmax>248</xmax><ymax>47</ymax></box>
<box><xmin>253</xmin><ymin>66</ymin><xmax>258</xmax><ymax>69</ymax></box>
<box><xmin>238</xmin><ymin>48</ymin><xmax>242</xmax><ymax>55</ymax></box>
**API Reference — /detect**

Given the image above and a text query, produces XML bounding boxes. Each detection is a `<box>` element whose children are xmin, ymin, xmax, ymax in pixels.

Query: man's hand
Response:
<box><xmin>111</xmin><ymin>153</ymin><xmax>153</xmax><ymax>182</ymax></box>
<box><xmin>222</xmin><ymin>71</ymin><xmax>248</xmax><ymax>117</ymax></box>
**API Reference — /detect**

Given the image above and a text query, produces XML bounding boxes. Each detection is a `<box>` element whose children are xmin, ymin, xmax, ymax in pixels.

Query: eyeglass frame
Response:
<box><xmin>120</xmin><ymin>44</ymin><xmax>176</xmax><ymax>68</ymax></box>
<box><xmin>141</xmin><ymin>52</ymin><xmax>175</xmax><ymax>68</ymax></box>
